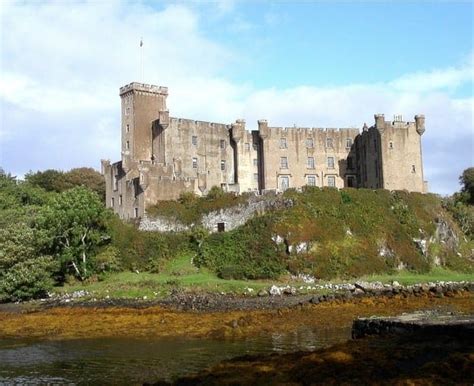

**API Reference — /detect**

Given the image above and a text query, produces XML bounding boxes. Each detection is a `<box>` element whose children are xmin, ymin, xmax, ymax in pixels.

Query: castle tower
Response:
<box><xmin>119</xmin><ymin>82</ymin><xmax>168</xmax><ymax>170</ymax></box>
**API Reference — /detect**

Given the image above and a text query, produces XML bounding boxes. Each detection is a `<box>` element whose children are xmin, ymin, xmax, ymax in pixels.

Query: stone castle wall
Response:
<box><xmin>102</xmin><ymin>82</ymin><xmax>427</xmax><ymax>221</ymax></box>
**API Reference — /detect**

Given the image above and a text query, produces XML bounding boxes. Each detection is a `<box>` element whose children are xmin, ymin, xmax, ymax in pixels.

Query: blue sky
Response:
<box><xmin>0</xmin><ymin>0</ymin><xmax>473</xmax><ymax>194</ymax></box>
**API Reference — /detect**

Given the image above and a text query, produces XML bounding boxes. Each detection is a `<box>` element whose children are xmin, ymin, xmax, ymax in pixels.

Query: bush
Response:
<box><xmin>196</xmin><ymin>216</ymin><xmax>286</xmax><ymax>280</ymax></box>
<box><xmin>0</xmin><ymin>256</ymin><xmax>56</xmax><ymax>301</ymax></box>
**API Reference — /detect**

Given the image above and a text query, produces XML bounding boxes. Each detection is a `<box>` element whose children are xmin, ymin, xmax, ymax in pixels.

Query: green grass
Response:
<box><xmin>357</xmin><ymin>267</ymin><xmax>474</xmax><ymax>285</ymax></box>
<box><xmin>54</xmin><ymin>253</ymin><xmax>273</xmax><ymax>299</ymax></box>
<box><xmin>54</xmin><ymin>255</ymin><xmax>473</xmax><ymax>300</ymax></box>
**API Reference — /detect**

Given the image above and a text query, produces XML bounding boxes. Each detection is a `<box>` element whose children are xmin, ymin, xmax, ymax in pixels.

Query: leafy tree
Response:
<box><xmin>62</xmin><ymin>167</ymin><xmax>105</xmax><ymax>201</ymax></box>
<box><xmin>35</xmin><ymin>187</ymin><xmax>109</xmax><ymax>281</ymax></box>
<box><xmin>459</xmin><ymin>167</ymin><xmax>474</xmax><ymax>205</ymax></box>
<box><xmin>0</xmin><ymin>223</ymin><xmax>56</xmax><ymax>301</ymax></box>
<box><xmin>25</xmin><ymin>169</ymin><xmax>65</xmax><ymax>192</ymax></box>
<box><xmin>25</xmin><ymin>167</ymin><xmax>105</xmax><ymax>202</ymax></box>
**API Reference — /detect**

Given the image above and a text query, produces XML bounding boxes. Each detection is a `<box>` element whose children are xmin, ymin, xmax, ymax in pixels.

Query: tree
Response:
<box><xmin>63</xmin><ymin>167</ymin><xmax>105</xmax><ymax>201</ymax></box>
<box><xmin>0</xmin><ymin>223</ymin><xmax>56</xmax><ymax>301</ymax></box>
<box><xmin>459</xmin><ymin>167</ymin><xmax>474</xmax><ymax>205</ymax></box>
<box><xmin>35</xmin><ymin>187</ymin><xmax>109</xmax><ymax>281</ymax></box>
<box><xmin>25</xmin><ymin>169</ymin><xmax>65</xmax><ymax>192</ymax></box>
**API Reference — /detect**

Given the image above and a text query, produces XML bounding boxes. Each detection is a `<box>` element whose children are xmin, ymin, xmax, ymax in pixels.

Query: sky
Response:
<box><xmin>0</xmin><ymin>0</ymin><xmax>473</xmax><ymax>195</ymax></box>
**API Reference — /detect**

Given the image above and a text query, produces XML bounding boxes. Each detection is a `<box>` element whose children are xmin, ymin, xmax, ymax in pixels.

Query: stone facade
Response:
<box><xmin>102</xmin><ymin>82</ymin><xmax>428</xmax><ymax>219</ymax></box>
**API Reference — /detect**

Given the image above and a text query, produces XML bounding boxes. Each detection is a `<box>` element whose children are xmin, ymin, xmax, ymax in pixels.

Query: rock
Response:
<box><xmin>391</xmin><ymin>281</ymin><xmax>400</xmax><ymax>287</ymax></box>
<box><xmin>353</xmin><ymin>288</ymin><xmax>365</xmax><ymax>296</ymax></box>
<box><xmin>310</xmin><ymin>296</ymin><xmax>320</xmax><ymax>304</ymax></box>
<box><xmin>257</xmin><ymin>289</ymin><xmax>269</xmax><ymax>297</ymax></box>
<box><xmin>283</xmin><ymin>287</ymin><xmax>296</xmax><ymax>295</ymax></box>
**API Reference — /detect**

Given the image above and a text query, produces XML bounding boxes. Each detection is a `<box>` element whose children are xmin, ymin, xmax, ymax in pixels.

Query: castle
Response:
<box><xmin>102</xmin><ymin>82</ymin><xmax>428</xmax><ymax>219</ymax></box>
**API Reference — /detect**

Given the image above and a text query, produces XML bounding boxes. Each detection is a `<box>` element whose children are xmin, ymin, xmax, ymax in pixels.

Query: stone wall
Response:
<box><xmin>138</xmin><ymin>194</ymin><xmax>292</xmax><ymax>233</ymax></box>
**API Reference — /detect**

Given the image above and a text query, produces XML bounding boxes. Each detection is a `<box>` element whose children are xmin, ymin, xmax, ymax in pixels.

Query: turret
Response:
<box><xmin>415</xmin><ymin>114</ymin><xmax>425</xmax><ymax>135</ymax></box>
<box><xmin>374</xmin><ymin>114</ymin><xmax>385</xmax><ymax>130</ymax></box>
<box><xmin>119</xmin><ymin>82</ymin><xmax>168</xmax><ymax>169</ymax></box>
<box><xmin>231</xmin><ymin>119</ymin><xmax>246</xmax><ymax>142</ymax></box>
<box><xmin>258</xmin><ymin>119</ymin><xmax>269</xmax><ymax>139</ymax></box>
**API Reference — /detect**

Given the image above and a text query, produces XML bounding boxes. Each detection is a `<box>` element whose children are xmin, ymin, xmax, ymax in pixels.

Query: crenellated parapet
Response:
<box><xmin>119</xmin><ymin>82</ymin><xmax>168</xmax><ymax>97</ymax></box>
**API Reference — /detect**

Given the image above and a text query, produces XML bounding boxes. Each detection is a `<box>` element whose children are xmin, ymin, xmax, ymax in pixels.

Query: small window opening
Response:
<box><xmin>192</xmin><ymin>157</ymin><xmax>198</xmax><ymax>169</ymax></box>
<box><xmin>220</xmin><ymin>160</ymin><xmax>226</xmax><ymax>171</ymax></box>
<box><xmin>327</xmin><ymin>156</ymin><xmax>335</xmax><ymax>169</ymax></box>
<box><xmin>192</xmin><ymin>136</ymin><xmax>198</xmax><ymax>146</ymax></box>
<box><xmin>412</xmin><ymin>165</ymin><xmax>416</xmax><ymax>173</ymax></box>
<box><xmin>280</xmin><ymin>137</ymin><xmax>287</xmax><ymax>149</ymax></box>
<box><xmin>217</xmin><ymin>222</ymin><xmax>225</xmax><ymax>232</ymax></box>
<box><xmin>220</xmin><ymin>139</ymin><xmax>226</xmax><ymax>149</ymax></box>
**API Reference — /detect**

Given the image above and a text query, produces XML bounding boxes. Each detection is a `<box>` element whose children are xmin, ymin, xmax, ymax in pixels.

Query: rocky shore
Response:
<box><xmin>12</xmin><ymin>279</ymin><xmax>472</xmax><ymax>313</ymax></box>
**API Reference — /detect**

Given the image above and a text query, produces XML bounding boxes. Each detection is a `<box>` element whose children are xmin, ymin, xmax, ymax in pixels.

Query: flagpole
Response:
<box><xmin>140</xmin><ymin>37</ymin><xmax>144</xmax><ymax>83</ymax></box>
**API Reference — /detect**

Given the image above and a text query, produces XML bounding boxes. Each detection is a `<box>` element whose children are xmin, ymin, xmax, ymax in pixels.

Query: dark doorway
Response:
<box><xmin>217</xmin><ymin>222</ymin><xmax>225</xmax><ymax>232</ymax></box>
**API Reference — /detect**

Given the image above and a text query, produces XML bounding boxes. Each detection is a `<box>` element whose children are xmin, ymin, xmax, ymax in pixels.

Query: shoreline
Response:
<box><xmin>2</xmin><ymin>279</ymin><xmax>473</xmax><ymax>314</ymax></box>
<box><xmin>0</xmin><ymin>288</ymin><xmax>472</xmax><ymax>342</ymax></box>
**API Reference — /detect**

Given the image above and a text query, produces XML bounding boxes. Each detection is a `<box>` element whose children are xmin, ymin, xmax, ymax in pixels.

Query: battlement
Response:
<box><xmin>119</xmin><ymin>82</ymin><xmax>168</xmax><ymax>96</ymax></box>
<box><xmin>169</xmin><ymin>117</ymin><xmax>231</xmax><ymax>129</ymax></box>
<box><xmin>263</xmin><ymin>125</ymin><xmax>360</xmax><ymax>136</ymax></box>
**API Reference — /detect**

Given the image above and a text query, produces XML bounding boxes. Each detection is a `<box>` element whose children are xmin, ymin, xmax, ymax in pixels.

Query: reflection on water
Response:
<box><xmin>0</xmin><ymin>326</ymin><xmax>350</xmax><ymax>385</ymax></box>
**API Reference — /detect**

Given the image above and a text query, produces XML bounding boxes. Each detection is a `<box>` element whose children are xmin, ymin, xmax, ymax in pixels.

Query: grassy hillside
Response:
<box><xmin>192</xmin><ymin>187</ymin><xmax>473</xmax><ymax>280</ymax></box>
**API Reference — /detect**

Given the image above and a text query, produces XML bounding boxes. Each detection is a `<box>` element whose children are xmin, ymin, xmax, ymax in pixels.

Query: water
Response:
<box><xmin>0</xmin><ymin>326</ymin><xmax>350</xmax><ymax>385</ymax></box>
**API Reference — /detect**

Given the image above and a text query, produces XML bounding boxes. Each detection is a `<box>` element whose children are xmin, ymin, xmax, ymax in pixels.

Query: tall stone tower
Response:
<box><xmin>119</xmin><ymin>83</ymin><xmax>168</xmax><ymax>170</ymax></box>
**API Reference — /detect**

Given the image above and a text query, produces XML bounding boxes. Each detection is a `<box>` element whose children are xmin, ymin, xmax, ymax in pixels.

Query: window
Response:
<box><xmin>307</xmin><ymin>157</ymin><xmax>315</xmax><ymax>169</ymax></box>
<box><xmin>126</xmin><ymin>124</ymin><xmax>130</xmax><ymax>133</ymax></box>
<box><xmin>119</xmin><ymin>195</ymin><xmax>123</xmax><ymax>206</ymax></box>
<box><xmin>111</xmin><ymin>197</ymin><xmax>115</xmax><ymax>207</ymax></box>
<box><xmin>389</xmin><ymin>141</ymin><xmax>393</xmax><ymax>149</ymax></box>
<box><xmin>217</xmin><ymin>222</ymin><xmax>225</xmax><ymax>232</ymax></box>
<box><xmin>253</xmin><ymin>173</ymin><xmax>259</xmax><ymax>182</ymax></box>
<box><xmin>307</xmin><ymin>175</ymin><xmax>316</xmax><ymax>186</ymax></box>
<box><xmin>327</xmin><ymin>156</ymin><xmax>335</xmax><ymax>169</ymax></box>
<box><xmin>347</xmin><ymin>157</ymin><xmax>353</xmax><ymax>170</ymax></box>
<box><xmin>125</xmin><ymin>107</ymin><xmax>130</xmax><ymax>116</ymax></box>
<box><xmin>245</xmin><ymin>143</ymin><xmax>250</xmax><ymax>151</ymax></box>
<box><xmin>192</xmin><ymin>136</ymin><xmax>198</xmax><ymax>146</ymax></box>
<box><xmin>347</xmin><ymin>176</ymin><xmax>355</xmax><ymax>188</ymax></box>
<box><xmin>280</xmin><ymin>137</ymin><xmax>287</xmax><ymax>149</ymax></box>
<box><xmin>253</xmin><ymin>158</ymin><xmax>258</xmax><ymax>167</ymax></box>
<box><xmin>134</xmin><ymin>208</ymin><xmax>139</xmax><ymax>218</ymax></box>
<box><xmin>327</xmin><ymin>176</ymin><xmax>336</xmax><ymax>187</ymax></box>
<box><xmin>306</xmin><ymin>138</ymin><xmax>314</xmax><ymax>148</ymax></box>
<box><xmin>279</xmin><ymin>176</ymin><xmax>289</xmax><ymax>191</ymax></box>
<box><xmin>346</xmin><ymin>138</ymin><xmax>352</xmax><ymax>148</ymax></box>
<box><xmin>412</xmin><ymin>165</ymin><xmax>416</xmax><ymax>173</ymax></box>
<box><xmin>280</xmin><ymin>157</ymin><xmax>288</xmax><ymax>169</ymax></box>
<box><xmin>252</xmin><ymin>142</ymin><xmax>258</xmax><ymax>150</ymax></box>
<box><xmin>113</xmin><ymin>175</ymin><xmax>118</xmax><ymax>191</ymax></box>
<box><xmin>192</xmin><ymin>157</ymin><xmax>198</xmax><ymax>169</ymax></box>
<box><xmin>326</xmin><ymin>138</ymin><xmax>333</xmax><ymax>148</ymax></box>
<box><xmin>220</xmin><ymin>160</ymin><xmax>226</xmax><ymax>171</ymax></box>
<box><xmin>220</xmin><ymin>139</ymin><xmax>226</xmax><ymax>149</ymax></box>
<box><xmin>126</xmin><ymin>141</ymin><xmax>130</xmax><ymax>150</ymax></box>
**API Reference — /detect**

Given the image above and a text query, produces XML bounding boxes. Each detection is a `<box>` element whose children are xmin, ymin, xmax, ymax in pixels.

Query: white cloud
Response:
<box><xmin>390</xmin><ymin>55</ymin><xmax>473</xmax><ymax>92</ymax></box>
<box><xmin>0</xmin><ymin>1</ymin><xmax>472</xmax><ymax>195</ymax></box>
